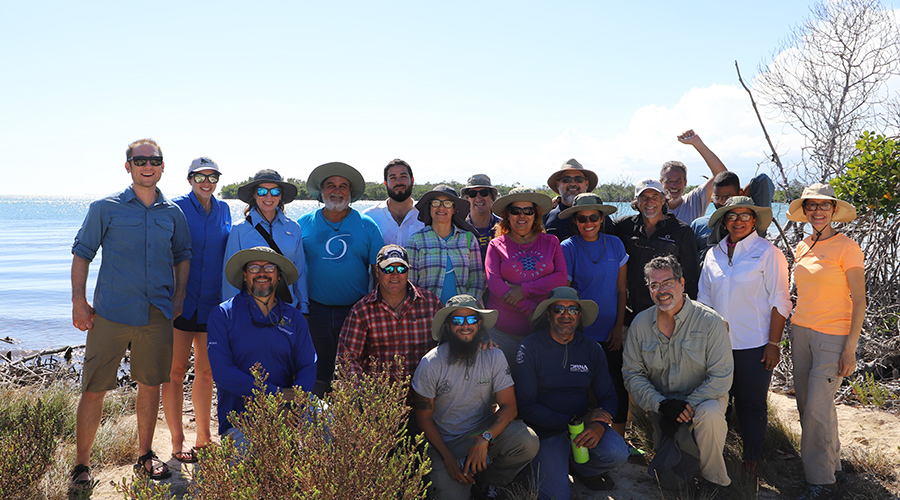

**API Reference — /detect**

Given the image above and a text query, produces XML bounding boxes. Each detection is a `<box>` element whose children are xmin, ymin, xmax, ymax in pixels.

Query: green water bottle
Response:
<box><xmin>568</xmin><ymin>416</ymin><xmax>589</xmax><ymax>464</ymax></box>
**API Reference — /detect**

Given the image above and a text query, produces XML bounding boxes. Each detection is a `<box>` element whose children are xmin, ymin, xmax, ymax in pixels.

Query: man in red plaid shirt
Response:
<box><xmin>337</xmin><ymin>244</ymin><xmax>442</xmax><ymax>385</ymax></box>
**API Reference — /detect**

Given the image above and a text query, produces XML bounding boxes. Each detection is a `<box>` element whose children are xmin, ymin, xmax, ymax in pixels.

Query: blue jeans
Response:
<box><xmin>530</xmin><ymin>426</ymin><xmax>629</xmax><ymax>499</ymax></box>
<box><xmin>307</xmin><ymin>300</ymin><xmax>353</xmax><ymax>397</ymax></box>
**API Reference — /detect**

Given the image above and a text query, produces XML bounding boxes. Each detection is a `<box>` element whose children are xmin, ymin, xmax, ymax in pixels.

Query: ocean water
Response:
<box><xmin>0</xmin><ymin>195</ymin><xmax>788</xmax><ymax>352</ymax></box>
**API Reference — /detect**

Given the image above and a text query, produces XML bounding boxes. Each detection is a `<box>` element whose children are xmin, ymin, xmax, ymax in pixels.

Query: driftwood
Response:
<box><xmin>0</xmin><ymin>345</ymin><xmax>85</xmax><ymax>387</ymax></box>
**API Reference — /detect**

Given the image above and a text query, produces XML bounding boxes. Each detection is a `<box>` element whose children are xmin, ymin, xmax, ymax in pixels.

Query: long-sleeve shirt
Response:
<box><xmin>512</xmin><ymin>328</ymin><xmax>618</xmax><ymax>438</ymax></box>
<box><xmin>484</xmin><ymin>233</ymin><xmax>567</xmax><ymax>336</ymax></box>
<box><xmin>698</xmin><ymin>231</ymin><xmax>792</xmax><ymax>350</ymax></box>
<box><xmin>362</xmin><ymin>199</ymin><xmax>424</xmax><ymax>248</ymax></box>
<box><xmin>172</xmin><ymin>191</ymin><xmax>231</xmax><ymax>324</ymax></box>
<box><xmin>407</xmin><ymin>225</ymin><xmax>485</xmax><ymax>303</ymax></box>
<box><xmin>207</xmin><ymin>291</ymin><xmax>317</xmax><ymax>435</ymax></box>
<box><xmin>223</xmin><ymin>207</ymin><xmax>308</xmax><ymax>313</ymax></box>
<box><xmin>623</xmin><ymin>298</ymin><xmax>733</xmax><ymax>413</ymax></box>
<box><xmin>72</xmin><ymin>186</ymin><xmax>192</xmax><ymax>325</ymax></box>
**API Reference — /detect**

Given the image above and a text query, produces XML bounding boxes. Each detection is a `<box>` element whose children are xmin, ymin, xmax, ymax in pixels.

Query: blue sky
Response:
<box><xmin>2</xmin><ymin>1</ymin><xmax>895</xmax><ymax>196</ymax></box>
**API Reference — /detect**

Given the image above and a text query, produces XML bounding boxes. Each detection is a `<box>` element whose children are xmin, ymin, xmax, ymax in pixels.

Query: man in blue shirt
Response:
<box><xmin>70</xmin><ymin>138</ymin><xmax>192</xmax><ymax>489</ymax></box>
<box><xmin>207</xmin><ymin>246</ymin><xmax>317</xmax><ymax>445</ymax></box>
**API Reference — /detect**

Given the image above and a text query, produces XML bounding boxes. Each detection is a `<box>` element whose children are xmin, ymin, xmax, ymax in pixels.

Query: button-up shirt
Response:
<box><xmin>407</xmin><ymin>225</ymin><xmax>485</xmax><ymax>303</ymax></box>
<box><xmin>72</xmin><ymin>187</ymin><xmax>192</xmax><ymax>325</ymax></box>
<box><xmin>623</xmin><ymin>297</ymin><xmax>733</xmax><ymax>412</ymax></box>
<box><xmin>362</xmin><ymin>199</ymin><xmax>425</xmax><ymax>248</ymax></box>
<box><xmin>337</xmin><ymin>283</ymin><xmax>442</xmax><ymax>381</ymax></box>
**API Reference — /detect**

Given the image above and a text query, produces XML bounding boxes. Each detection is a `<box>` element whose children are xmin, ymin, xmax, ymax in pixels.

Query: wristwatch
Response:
<box><xmin>479</xmin><ymin>431</ymin><xmax>493</xmax><ymax>443</ymax></box>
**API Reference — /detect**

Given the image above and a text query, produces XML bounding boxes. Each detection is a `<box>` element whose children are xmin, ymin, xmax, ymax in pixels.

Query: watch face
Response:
<box><xmin>482</xmin><ymin>432</ymin><xmax>493</xmax><ymax>442</ymax></box>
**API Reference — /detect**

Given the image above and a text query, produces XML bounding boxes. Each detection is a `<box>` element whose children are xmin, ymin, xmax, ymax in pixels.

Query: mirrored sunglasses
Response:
<box><xmin>191</xmin><ymin>173</ymin><xmax>219</xmax><ymax>184</ymax></box>
<box><xmin>128</xmin><ymin>156</ymin><xmax>163</xmax><ymax>167</ymax></box>
<box><xmin>379</xmin><ymin>264</ymin><xmax>409</xmax><ymax>274</ymax></box>
<box><xmin>550</xmin><ymin>305</ymin><xmax>581</xmax><ymax>315</ymax></box>
<box><xmin>450</xmin><ymin>315</ymin><xmax>479</xmax><ymax>326</ymax></box>
<box><xmin>256</xmin><ymin>186</ymin><xmax>282</xmax><ymax>197</ymax></box>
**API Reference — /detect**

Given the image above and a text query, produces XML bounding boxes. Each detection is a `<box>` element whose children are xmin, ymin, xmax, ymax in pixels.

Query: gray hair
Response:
<box><xmin>643</xmin><ymin>255</ymin><xmax>683</xmax><ymax>286</ymax></box>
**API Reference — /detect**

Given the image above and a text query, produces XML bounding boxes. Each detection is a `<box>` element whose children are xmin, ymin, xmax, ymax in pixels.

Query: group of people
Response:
<box><xmin>67</xmin><ymin>133</ymin><xmax>864</xmax><ymax>500</ymax></box>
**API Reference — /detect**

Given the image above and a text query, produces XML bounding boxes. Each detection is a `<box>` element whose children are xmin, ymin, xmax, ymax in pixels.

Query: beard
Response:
<box><xmin>250</xmin><ymin>278</ymin><xmax>275</xmax><ymax>298</ymax></box>
<box><xmin>447</xmin><ymin>331</ymin><xmax>482</xmax><ymax>358</ymax></box>
<box><xmin>324</xmin><ymin>196</ymin><xmax>350</xmax><ymax>212</ymax></box>
<box><xmin>388</xmin><ymin>185</ymin><xmax>412</xmax><ymax>203</ymax></box>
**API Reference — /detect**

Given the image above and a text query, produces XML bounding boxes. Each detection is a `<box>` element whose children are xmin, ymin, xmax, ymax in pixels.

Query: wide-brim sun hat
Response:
<box><xmin>491</xmin><ymin>187</ymin><xmax>553</xmax><ymax>216</ymax></box>
<box><xmin>530</xmin><ymin>286</ymin><xmax>599</xmax><ymax>327</ymax></box>
<box><xmin>224</xmin><ymin>246</ymin><xmax>299</xmax><ymax>289</ymax></box>
<box><xmin>307</xmin><ymin>162</ymin><xmax>366</xmax><ymax>203</ymax></box>
<box><xmin>415</xmin><ymin>185</ymin><xmax>477</xmax><ymax>232</ymax></box>
<box><xmin>460</xmin><ymin>174</ymin><xmax>499</xmax><ymax>199</ymax></box>
<box><xmin>237</xmin><ymin>169</ymin><xmax>298</xmax><ymax>204</ymax></box>
<box><xmin>708</xmin><ymin>196</ymin><xmax>773</xmax><ymax>232</ymax></box>
<box><xmin>546</xmin><ymin>159</ymin><xmax>599</xmax><ymax>194</ymax></box>
<box><xmin>431</xmin><ymin>294</ymin><xmax>498</xmax><ymax>342</ymax></box>
<box><xmin>558</xmin><ymin>193</ymin><xmax>618</xmax><ymax>219</ymax></box>
<box><xmin>786</xmin><ymin>182</ymin><xmax>857</xmax><ymax>223</ymax></box>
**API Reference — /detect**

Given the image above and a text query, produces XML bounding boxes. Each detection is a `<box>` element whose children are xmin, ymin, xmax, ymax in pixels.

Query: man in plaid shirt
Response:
<box><xmin>337</xmin><ymin>244</ymin><xmax>442</xmax><ymax>386</ymax></box>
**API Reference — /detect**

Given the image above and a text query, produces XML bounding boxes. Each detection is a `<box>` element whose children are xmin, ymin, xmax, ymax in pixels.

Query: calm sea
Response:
<box><xmin>0</xmin><ymin>194</ymin><xmax>789</xmax><ymax>352</ymax></box>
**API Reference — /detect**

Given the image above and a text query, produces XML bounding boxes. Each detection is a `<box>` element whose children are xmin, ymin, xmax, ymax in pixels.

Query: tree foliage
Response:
<box><xmin>833</xmin><ymin>131</ymin><xmax>900</xmax><ymax>219</ymax></box>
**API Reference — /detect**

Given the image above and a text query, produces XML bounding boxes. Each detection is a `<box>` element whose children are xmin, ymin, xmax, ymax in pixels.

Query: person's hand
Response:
<box><xmin>677</xmin><ymin>129</ymin><xmax>701</xmax><ymax>146</ymax></box>
<box><xmin>838</xmin><ymin>346</ymin><xmax>857</xmax><ymax>377</ymax></box>
<box><xmin>574</xmin><ymin>421</ymin><xmax>606</xmax><ymax>449</ymax></box>
<box><xmin>172</xmin><ymin>295</ymin><xmax>185</xmax><ymax>320</ymax></box>
<box><xmin>479</xmin><ymin>338</ymin><xmax>499</xmax><ymax>350</ymax></box>
<box><xmin>502</xmin><ymin>284</ymin><xmax>524</xmax><ymax>306</ymax></box>
<box><xmin>659</xmin><ymin>399</ymin><xmax>693</xmax><ymax>423</ymax></box>
<box><xmin>463</xmin><ymin>439</ymin><xmax>490</xmax><ymax>476</ymax></box>
<box><xmin>585</xmin><ymin>408</ymin><xmax>613</xmax><ymax>425</ymax></box>
<box><xmin>605</xmin><ymin>325</ymin><xmax>623</xmax><ymax>351</ymax></box>
<box><xmin>445</xmin><ymin>456</ymin><xmax>475</xmax><ymax>484</ymax></box>
<box><xmin>762</xmin><ymin>343</ymin><xmax>781</xmax><ymax>370</ymax></box>
<box><xmin>72</xmin><ymin>300</ymin><xmax>95</xmax><ymax>331</ymax></box>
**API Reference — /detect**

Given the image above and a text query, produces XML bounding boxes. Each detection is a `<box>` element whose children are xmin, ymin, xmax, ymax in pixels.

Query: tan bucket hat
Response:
<box><xmin>708</xmin><ymin>196</ymin><xmax>773</xmax><ymax>231</ymax></box>
<box><xmin>558</xmin><ymin>193</ymin><xmax>618</xmax><ymax>219</ymax></box>
<box><xmin>431</xmin><ymin>295</ymin><xmax>498</xmax><ymax>342</ymax></box>
<box><xmin>546</xmin><ymin>159</ymin><xmax>599</xmax><ymax>194</ymax></box>
<box><xmin>307</xmin><ymin>162</ymin><xmax>366</xmax><ymax>202</ymax></box>
<box><xmin>786</xmin><ymin>182</ymin><xmax>856</xmax><ymax>223</ymax></box>
<box><xmin>530</xmin><ymin>286</ymin><xmax>598</xmax><ymax>327</ymax></box>
<box><xmin>224</xmin><ymin>246</ymin><xmax>299</xmax><ymax>289</ymax></box>
<box><xmin>491</xmin><ymin>187</ymin><xmax>553</xmax><ymax>216</ymax></box>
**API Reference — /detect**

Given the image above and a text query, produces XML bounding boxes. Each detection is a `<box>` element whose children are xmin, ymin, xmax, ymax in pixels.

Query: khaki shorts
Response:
<box><xmin>82</xmin><ymin>306</ymin><xmax>174</xmax><ymax>392</ymax></box>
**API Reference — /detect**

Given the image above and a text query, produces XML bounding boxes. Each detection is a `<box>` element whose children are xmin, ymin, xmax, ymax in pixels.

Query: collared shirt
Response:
<box><xmin>172</xmin><ymin>191</ymin><xmax>231</xmax><ymax>323</ymax></box>
<box><xmin>362</xmin><ymin>199</ymin><xmax>424</xmax><ymax>248</ymax></box>
<box><xmin>337</xmin><ymin>283</ymin><xmax>442</xmax><ymax>381</ymax></box>
<box><xmin>543</xmin><ymin>203</ymin><xmax>574</xmax><ymax>242</ymax></box>
<box><xmin>72</xmin><ymin>186</ymin><xmax>192</xmax><ymax>325</ymax></box>
<box><xmin>623</xmin><ymin>298</ymin><xmax>733</xmax><ymax>412</ymax></box>
<box><xmin>407</xmin><ymin>225</ymin><xmax>485</xmax><ymax>303</ymax></box>
<box><xmin>207</xmin><ymin>291</ymin><xmax>317</xmax><ymax>435</ymax></box>
<box><xmin>223</xmin><ymin>206</ymin><xmax>308</xmax><ymax>313</ymax></box>
<box><xmin>698</xmin><ymin>231</ymin><xmax>792</xmax><ymax>350</ymax></box>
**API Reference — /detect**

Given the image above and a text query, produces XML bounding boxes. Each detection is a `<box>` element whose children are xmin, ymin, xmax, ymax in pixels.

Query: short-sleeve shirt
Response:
<box><xmin>561</xmin><ymin>234</ymin><xmax>629</xmax><ymax>342</ymax></box>
<box><xmin>792</xmin><ymin>233</ymin><xmax>864</xmax><ymax>336</ymax></box>
<box><xmin>412</xmin><ymin>344</ymin><xmax>513</xmax><ymax>441</ymax></box>
<box><xmin>671</xmin><ymin>188</ymin><xmax>709</xmax><ymax>224</ymax></box>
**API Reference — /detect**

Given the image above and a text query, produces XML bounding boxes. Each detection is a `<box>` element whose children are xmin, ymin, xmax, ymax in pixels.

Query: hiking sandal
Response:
<box><xmin>134</xmin><ymin>450</ymin><xmax>172</xmax><ymax>480</ymax></box>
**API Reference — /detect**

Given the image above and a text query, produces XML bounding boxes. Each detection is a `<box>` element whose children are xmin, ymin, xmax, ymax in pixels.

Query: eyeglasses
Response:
<box><xmin>191</xmin><ymin>173</ymin><xmax>219</xmax><ymax>184</ymax></box>
<box><xmin>560</xmin><ymin>176</ymin><xmax>586</xmax><ymax>184</ymax></box>
<box><xmin>575</xmin><ymin>213</ymin><xmax>601</xmax><ymax>224</ymax></box>
<box><xmin>724</xmin><ymin>212</ymin><xmax>755</xmax><ymax>222</ymax></box>
<box><xmin>450</xmin><ymin>315</ymin><xmax>479</xmax><ymax>326</ymax></box>
<box><xmin>508</xmin><ymin>206</ymin><xmax>535</xmax><ymax>216</ymax></box>
<box><xmin>466</xmin><ymin>188</ymin><xmax>492</xmax><ymax>198</ymax></box>
<box><xmin>379</xmin><ymin>264</ymin><xmax>409</xmax><ymax>274</ymax></box>
<box><xmin>128</xmin><ymin>156</ymin><xmax>163</xmax><ymax>167</ymax></box>
<box><xmin>246</xmin><ymin>264</ymin><xmax>278</xmax><ymax>274</ymax></box>
<box><xmin>648</xmin><ymin>278</ymin><xmax>678</xmax><ymax>292</ymax></box>
<box><xmin>803</xmin><ymin>201</ymin><xmax>834</xmax><ymax>211</ymax></box>
<box><xmin>430</xmin><ymin>199</ymin><xmax>455</xmax><ymax>209</ymax></box>
<box><xmin>550</xmin><ymin>304</ymin><xmax>581</xmax><ymax>315</ymax></box>
<box><xmin>256</xmin><ymin>186</ymin><xmax>282</xmax><ymax>197</ymax></box>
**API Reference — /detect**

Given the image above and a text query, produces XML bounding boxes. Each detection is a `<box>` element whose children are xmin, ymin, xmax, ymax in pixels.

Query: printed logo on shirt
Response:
<box><xmin>658</xmin><ymin>234</ymin><xmax>676</xmax><ymax>243</ymax></box>
<box><xmin>277</xmin><ymin>316</ymin><xmax>294</xmax><ymax>335</ymax></box>
<box><xmin>323</xmin><ymin>234</ymin><xmax>351</xmax><ymax>260</ymax></box>
<box><xmin>436</xmin><ymin>380</ymin><xmax>452</xmax><ymax>397</ymax></box>
<box><xmin>569</xmin><ymin>364</ymin><xmax>589</xmax><ymax>373</ymax></box>
<box><xmin>476</xmin><ymin>377</ymin><xmax>491</xmax><ymax>385</ymax></box>
<box><xmin>515</xmin><ymin>346</ymin><xmax>526</xmax><ymax>364</ymax></box>
<box><xmin>509</xmin><ymin>249</ymin><xmax>549</xmax><ymax>279</ymax></box>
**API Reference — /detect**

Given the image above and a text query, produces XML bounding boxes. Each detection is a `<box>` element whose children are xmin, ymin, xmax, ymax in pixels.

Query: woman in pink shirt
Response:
<box><xmin>485</xmin><ymin>188</ymin><xmax>567</xmax><ymax>365</ymax></box>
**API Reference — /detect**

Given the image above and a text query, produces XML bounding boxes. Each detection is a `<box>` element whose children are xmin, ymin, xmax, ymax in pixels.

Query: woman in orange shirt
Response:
<box><xmin>786</xmin><ymin>183</ymin><xmax>865</xmax><ymax>500</ymax></box>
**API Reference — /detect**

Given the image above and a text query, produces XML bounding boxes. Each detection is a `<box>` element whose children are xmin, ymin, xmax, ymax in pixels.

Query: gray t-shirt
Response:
<box><xmin>671</xmin><ymin>187</ymin><xmax>709</xmax><ymax>224</ymax></box>
<box><xmin>412</xmin><ymin>344</ymin><xmax>514</xmax><ymax>441</ymax></box>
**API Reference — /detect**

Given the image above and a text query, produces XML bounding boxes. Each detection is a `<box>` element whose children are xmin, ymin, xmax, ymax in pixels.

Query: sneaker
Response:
<box><xmin>797</xmin><ymin>483</ymin><xmax>838</xmax><ymax>500</ymax></box>
<box><xmin>472</xmin><ymin>483</ymin><xmax>505</xmax><ymax>500</ymax></box>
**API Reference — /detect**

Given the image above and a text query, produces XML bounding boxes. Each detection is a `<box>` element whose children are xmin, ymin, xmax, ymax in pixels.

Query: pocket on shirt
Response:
<box><xmin>641</xmin><ymin>340</ymin><xmax>665</xmax><ymax>371</ymax></box>
<box><xmin>108</xmin><ymin>216</ymin><xmax>144</xmax><ymax>251</ymax></box>
<box><xmin>155</xmin><ymin>218</ymin><xmax>175</xmax><ymax>236</ymax></box>
<box><xmin>682</xmin><ymin>333</ymin><xmax>708</xmax><ymax>367</ymax></box>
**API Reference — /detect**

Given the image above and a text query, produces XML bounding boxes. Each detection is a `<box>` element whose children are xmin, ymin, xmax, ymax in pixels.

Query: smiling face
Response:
<box><xmin>467</xmin><ymin>188</ymin><xmax>494</xmax><ymax>219</ymax></box>
<box><xmin>242</xmin><ymin>260</ymin><xmax>279</xmax><ymax>298</ymax></box>
<box><xmin>802</xmin><ymin>199</ymin><xmax>836</xmax><ymax>231</ymax></box>
<box><xmin>711</xmin><ymin>184</ymin><xmax>741</xmax><ymax>210</ymax></box>
<box><xmin>430</xmin><ymin>195</ymin><xmax>455</xmax><ymax>226</ymax></box>
<box><xmin>648</xmin><ymin>267</ymin><xmax>685</xmax><ymax>312</ymax></box>
<box><xmin>661</xmin><ymin>168</ymin><xmax>687</xmax><ymax>203</ymax></box>
<box><xmin>189</xmin><ymin>168</ymin><xmax>217</xmax><ymax>201</ymax></box>
<box><xmin>556</xmin><ymin>170</ymin><xmax>589</xmax><ymax>206</ymax></box>
<box><xmin>125</xmin><ymin>143</ymin><xmax>164</xmax><ymax>189</ymax></box>
<box><xmin>508</xmin><ymin>201</ymin><xmax>536</xmax><ymax>238</ymax></box>
<box><xmin>574</xmin><ymin>209</ymin><xmax>602</xmax><ymax>242</ymax></box>
<box><xmin>637</xmin><ymin>189</ymin><xmax>665</xmax><ymax>222</ymax></box>
<box><xmin>322</xmin><ymin>175</ymin><xmax>352</xmax><ymax>212</ymax></box>
<box><xmin>376</xmin><ymin>261</ymin><xmax>409</xmax><ymax>298</ymax></box>
<box><xmin>724</xmin><ymin>207</ymin><xmax>756</xmax><ymax>242</ymax></box>
<box><xmin>547</xmin><ymin>299</ymin><xmax>581</xmax><ymax>342</ymax></box>
<box><xmin>385</xmin><ymin>165</ymin><xmax>413</xmax><ymax>203</ymax></box>
<box><xmin>254</xmin><ymin>182</ymin><xmax>282</xmax><ymax>218</ymax></box>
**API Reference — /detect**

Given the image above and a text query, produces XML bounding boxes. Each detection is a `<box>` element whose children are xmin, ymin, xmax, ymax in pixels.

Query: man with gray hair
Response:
<box><xmin>460</xmin><ymin>174</ymin><xmax>501</xmax><ymax>264</ymax></box>
<box><xmin>662</xmin><ymin>129</ymin><xmax>729</xmax><ymax>224</ymax></box>
<box><xmin>623</xmin><ymin>255</ymin><xmax>733</xmax><ymax>489</ymax></box>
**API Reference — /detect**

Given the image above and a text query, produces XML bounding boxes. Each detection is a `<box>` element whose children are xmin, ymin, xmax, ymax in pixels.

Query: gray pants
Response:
<box><xmin>426</xmin><ymin>420</ymin><xmax>539</xmax><ymax>499</ymax></box>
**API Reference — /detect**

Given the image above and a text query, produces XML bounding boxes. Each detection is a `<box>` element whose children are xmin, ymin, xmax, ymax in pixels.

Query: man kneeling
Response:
<box><xmin>413</xmin><ymin>295</ymin><xmax>539</xmax><ymax>499</ymax></box>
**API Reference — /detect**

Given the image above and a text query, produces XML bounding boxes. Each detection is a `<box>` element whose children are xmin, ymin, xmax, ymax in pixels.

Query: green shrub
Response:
<box><xmin>849</xmin><ymin>372</ymin><xmax>897</xmax><ymax>407</ymax></box>
<box><xmin>0</xmin><ymin>400</ymin><xmax>60</xmax><ymax>499</ymax></box>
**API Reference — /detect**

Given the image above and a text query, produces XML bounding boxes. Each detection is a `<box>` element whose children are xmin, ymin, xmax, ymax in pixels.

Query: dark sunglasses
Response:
<box><xmin>724</xmin><ymin>212</ymin><xmax>754</xmax><ymax>222</ymax></box>
<box><xmin>191</xmin><ymin>173</ymin><xmax>219</xmax><ymax>184</ymax></box>
<box><xmin>560</xmin><ymin>176</ymin><xmax>586</xmax><ymax>184</ymax></box>
<box><xmin>450</xmin><ymin>315</ymin><xmax>479</xmax><ymax>326</ymax></box>
<box><xmin>508</xmin><ymin>206</ymin><xmax>535</xmax><ymax>216</ymax></box>
<box><xmin>256</xmin><ymin>186</ymin><xmax>282</xmax><ymax>197</ymax></box>
<box><xmin>466</xmin><ymin>188</ymin><xmax>493</xmax><ymax>198</ymax></box>
<box><xmin>246</xmin><ymin>264</ymin><xmax>278</xmax><ymax>274</ymax></box>
<box><xmin>128</xmin><ymin>156</ymin><xmax>163</xmax><ymax>167</ymax></box>
<box><xmin>550</xmin><ymin>304</ymin><xmax>581</xmax><ymax>315</ymax></box>
<box><xmin>430</xmin><ymin>199</ymin><xmax>455</xmax><ymax>209</ymax></box>
<box><xmin>379</xmin><ymin>264</ymin><xmax>409</xmax><ymax>274</ymax></box>
<box><xmin>575</xmin><ymin>213</ymin><xmax>601</xmax><ymax>224</ymax></box>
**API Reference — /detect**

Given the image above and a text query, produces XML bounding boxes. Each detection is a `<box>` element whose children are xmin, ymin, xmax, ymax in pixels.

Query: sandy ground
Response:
<box><xmin>87</xmin><ymin>391</ymin><xmax>900</xmax><ymax>500</ymax></box>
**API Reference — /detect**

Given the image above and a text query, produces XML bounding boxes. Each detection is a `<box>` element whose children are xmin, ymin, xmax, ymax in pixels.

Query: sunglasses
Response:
<box><xmin>575</xmin><ymin>213</ymin><xmax>601</xmax><ymax>224</ymax></box>
<box><xmin>256</xmin><ymin>186</ymin><xmax>282</xmax><ymax>197</ymax></box>
<box><xmin>191</xmin><ymin>173</ymin><xmax>220</xmax><ymax>184</ymax></box>
<box><xmin>450</xmin><ymin>315</ymin><xmax>479</xmax><ymax>326</ymax></box>
<box><xmin>508</xmin><ymin>206</ymin><xmax>535</xmax><ymax>216</ymax></box>
<box><xmin>246</xmin><ymin>264</ymin><xmax>278</xmax><ymax>274</ymax></box>
<box><xmin>430</xmin><ymin>199</ymin><xmax>455</xmax><ymax>209</ymax></box>
<box><xmin>128</xmin><ymin>156</ymin><xmax>163</xmax><ymax>167</ymax></box>
<box><xmin>550</xmin><ymin>304</ymin><xmax>581</xmax><ymax>315</ymax></box>
<box><xmin>466</xmin><ymin>188</ymin><xmax>493</xmax><ymax>198</ymax></box>
<box><xmin>803</xmin><ymin>201</ymin><xmax>834</xmax><ymax>211</ymax></box>
<box><xmin>379</xmin><ymin>264</ymin><xmax>409</xmax><ymax>274</ymax></box>
<box><xmin>560</xmin><ymin>176</ymin><xmax>586</xmax><ymax>184</ymax></box>
<box><xmin>724</xmin><ymin>212</ymin><xmax>754</xmax><ymax>222</ymax></box>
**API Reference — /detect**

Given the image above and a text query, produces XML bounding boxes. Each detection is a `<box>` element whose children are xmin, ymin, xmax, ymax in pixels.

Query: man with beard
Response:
<box><xmin>662</xmin><ymin>129</ymin><xmax>729</xmax><ymax>224</ymax></box>
<box><xmin>513</xmin><ymin>287</ymin><xmax>629</xmax><ymax>498</ymax></box>
<box><xmin>460</xmin><ymin>174</ymin><xmax>501</xmax><ymax>264</ymax></box>
<box><xmin>623</xmin><ymin>255</ymin><xmax>733</xmax><ymax>489</ymax></box>
<box><xmin>299</xmin><ymin>162</ymin><xmax>384</xmax><ymax>396</ymax></box>
<box><xmin>412</xmin><ymin>295</ymin><xmax>539</xmax><ymax>499</ymax></box>
<box><xmin>363</xmin><ymin>158</ymin><xmax>424</xmax><ymax>247</ymax></box>
<box><xmin>207</xmin><ymin>246</ymin><xmax>317</xmax><ymax>447</ymax></box>
<box><xmin>543</xmin><ymin>159</ymin><xmax>601</xmax><ymax>242</ymax></box>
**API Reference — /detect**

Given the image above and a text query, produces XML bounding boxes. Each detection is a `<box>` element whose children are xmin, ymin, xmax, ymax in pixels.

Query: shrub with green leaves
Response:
<box><xmin>0</xmin><ymin>399</ymin><xmax>60</xmax><ymax>499</ymax></box>
<box><xmin>834</xmin><ymin>131</ymin><xmax>900</xmax><ymax>219</ymax></box>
